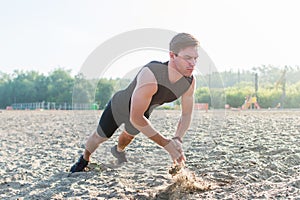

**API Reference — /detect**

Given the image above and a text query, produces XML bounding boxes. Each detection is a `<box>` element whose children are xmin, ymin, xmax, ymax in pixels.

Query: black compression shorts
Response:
<box><xmin>96</xmin><ymin>101</ymin><xmax>140</xmax><ymax>138</ymax></box>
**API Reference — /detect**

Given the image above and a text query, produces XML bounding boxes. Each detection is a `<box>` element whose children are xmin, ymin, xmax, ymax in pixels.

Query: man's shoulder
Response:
<box><xmin>144</xmin><ymin>61</ymin><xmax>168</xmax><ymax>73</ymax></box>
<box><xmin>146</xmin><ymin>60</ymin><xmax>168</xmax><ymax>66</ymax></box>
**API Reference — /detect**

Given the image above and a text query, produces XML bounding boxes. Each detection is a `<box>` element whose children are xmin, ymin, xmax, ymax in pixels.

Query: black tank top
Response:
<box><xmin>111</xmin><ymin>61</ymin><xmax>193</xmax><ymax>117</ymax></box>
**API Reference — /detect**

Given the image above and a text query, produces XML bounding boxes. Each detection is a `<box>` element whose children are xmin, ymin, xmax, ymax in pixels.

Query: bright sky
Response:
<box><xmin>1</xmin><ymin>0</ymin><xmax>299</xmax><ymax>78</ymax></box>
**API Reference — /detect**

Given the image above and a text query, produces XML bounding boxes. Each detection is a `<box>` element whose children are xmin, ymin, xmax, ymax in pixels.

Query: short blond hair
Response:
<box><xmin>169</xmin><ymin>33</ymin><xmax>199</xmax><ymax>54</ymax></box>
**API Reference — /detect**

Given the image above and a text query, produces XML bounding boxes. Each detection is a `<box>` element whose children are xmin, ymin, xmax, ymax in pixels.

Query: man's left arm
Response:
<box><xmin>174</xmin><ymin>77</ymin><xmax>196</xmax><ymax>141</ymax></box>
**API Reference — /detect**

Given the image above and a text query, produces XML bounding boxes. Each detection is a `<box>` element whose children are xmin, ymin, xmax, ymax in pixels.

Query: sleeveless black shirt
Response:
<box><xmin>111</xmin><ymin>61</ymin><xmax>193</xmax><ymax>118</ymax></box>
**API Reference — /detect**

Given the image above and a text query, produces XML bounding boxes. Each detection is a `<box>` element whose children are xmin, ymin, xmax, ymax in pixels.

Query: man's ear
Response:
<box><xmin>169</xmin><ymin>51</ymin><xmax>176</xmax><ymax>59</ymax></box>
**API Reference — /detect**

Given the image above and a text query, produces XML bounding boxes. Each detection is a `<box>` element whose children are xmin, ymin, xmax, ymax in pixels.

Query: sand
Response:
<box><xmin>1</xmin><ymin>109</ymin><xmax>300</xmax><ymax>199</ymax></box>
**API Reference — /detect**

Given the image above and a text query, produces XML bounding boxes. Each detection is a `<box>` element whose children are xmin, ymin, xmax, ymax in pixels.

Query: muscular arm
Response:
<box><xmin>174</xmin><ymin>77</ymin><xmax>196</xmax><ymax>141</ymax></box>
<box><xmin>130</xmin><ymin>67</ymin><xmax>170</xmax><ymax>147</ymax></box>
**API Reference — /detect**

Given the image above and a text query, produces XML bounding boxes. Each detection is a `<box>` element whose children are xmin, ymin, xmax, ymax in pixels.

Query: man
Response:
<box><xmin>71</xmin><ymin>33</ymin><xmax>199</xmax><ymax>173</ymax></box>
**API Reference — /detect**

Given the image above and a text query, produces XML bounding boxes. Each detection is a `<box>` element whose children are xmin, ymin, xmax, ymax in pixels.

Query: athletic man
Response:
<box><xmin>70</xmin><ymin>33</ymin><xmax>199</xmax><ymax>173</ymax></box>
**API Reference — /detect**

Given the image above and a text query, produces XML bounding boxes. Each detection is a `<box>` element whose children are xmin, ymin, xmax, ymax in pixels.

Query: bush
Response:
<box><xmin>193</xmin><ymin>82</ymin><xmax>300</xmax><ymax>109</ymax></box>
<box><xmin>225</xmin><ymin>86</ymin><xmax>254</xmax><ymax>108</ymax></box>
<box><xmin>257</xmin><ymin>89</ymin><xmax>281</xmax><ymax>108</ymax></box>
<box><xmin>195</xmin><ymin>87</ymin><xmax>210</xmax><ymax>104</ymax></box>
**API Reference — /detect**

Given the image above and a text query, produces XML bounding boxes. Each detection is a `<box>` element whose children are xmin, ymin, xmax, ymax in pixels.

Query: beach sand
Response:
<box><xmin>1</xmin><ymin>109</ymin><xmax>300</xmax><ymax>199</ymax></box>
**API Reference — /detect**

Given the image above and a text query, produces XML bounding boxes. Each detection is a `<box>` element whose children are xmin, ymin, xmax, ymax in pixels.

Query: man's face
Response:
<box><xmin>173</xmin><ymin>46</ymin><xmax>198</xmax><ymax>77</ymax></box>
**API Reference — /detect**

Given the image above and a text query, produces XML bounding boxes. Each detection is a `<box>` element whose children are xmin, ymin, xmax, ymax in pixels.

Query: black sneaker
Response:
<box><xmin>70</xmin><ymin>155</ymin><xmax>89</xmax><ymax>173</ymax></box>
<box><xmin>111</xmin><ymin>145</ymin><xmax>127</xmax><ymax>164</ymax></box>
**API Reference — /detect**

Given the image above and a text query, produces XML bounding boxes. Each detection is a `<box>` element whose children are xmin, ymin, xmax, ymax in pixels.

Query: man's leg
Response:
<box><xmin>84</xmin><ymin>131</ymin><xmax>108</xmax><ymax>161</ymax></box>
<box><xmin>117</xmin><ymin>130</ymin><xmax>135</xmax><ymax>151</ymax></box>
<box><xmin>111</xmin><ymin>130</ymin><xmax>134</xmax><ymax>163</ymax></box>
<box><xmin>71</xmin><ymin>100</ymin><xmax>118</xmax><ymax>172</ymax></box>
<box><xmin>70</xmin><ymin>131</ymin><xmax>108</xmax><ymax>173</ymax></box>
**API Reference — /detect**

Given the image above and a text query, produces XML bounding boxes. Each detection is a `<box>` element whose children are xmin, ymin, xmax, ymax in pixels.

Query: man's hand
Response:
<box><xmin>172</xmin><ymin>137</ymin><xmax>185</xmax><ymax>164</ymax></box>
<box><xmin>163</xmin><ymin>138</ymin><xmax>186</xmax><ymax>164</ymax></box>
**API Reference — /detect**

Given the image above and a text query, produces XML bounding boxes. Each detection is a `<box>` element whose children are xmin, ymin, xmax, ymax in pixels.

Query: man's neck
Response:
<box><xmin>168</xmin><ymin>61</ymin><xmax>183</xmax><ymax>83</ymax></box>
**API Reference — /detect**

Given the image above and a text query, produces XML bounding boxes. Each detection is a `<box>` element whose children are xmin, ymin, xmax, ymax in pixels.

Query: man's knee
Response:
<box><xmin>97</xmin><ymin>124</ymin><xmax>114</xmax><ymax>138</ymax></box>
<box><xmin>123</xmin><ymin>131</ymin><xmax>135</xmax><ymax>139</ymax></box>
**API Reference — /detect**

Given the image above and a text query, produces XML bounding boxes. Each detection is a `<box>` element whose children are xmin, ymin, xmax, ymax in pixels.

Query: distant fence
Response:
<box><xmin>194</xmin><ymin>103</ymin><xmax>209</xmax><ymax>112</ymax></box>
<box><xmin>9</xmin><ymin>102</ymin><xmax>99</xmax><ymax>110</ymax></box>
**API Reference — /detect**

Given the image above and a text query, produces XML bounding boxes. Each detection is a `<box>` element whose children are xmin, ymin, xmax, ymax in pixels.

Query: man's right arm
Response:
<box><xmin>129</xmin><ymin>67</ymin><xmax>169</xmax><ymax>147</ymax></box>
<box><xmin>130</xmin><ymin>67</ymin><xmax>185</xmax><ymax>163</ymax></box>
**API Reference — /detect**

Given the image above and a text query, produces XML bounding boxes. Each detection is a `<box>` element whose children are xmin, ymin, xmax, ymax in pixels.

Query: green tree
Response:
<box><xmin>0</xmin><ymin>72</ymin><xmax>12</xmax><ymax>108</ymax></box>
<box><xmin>10</xmin><ymin>70</ymin><xmax>42</xmax><ymax>103</ymax></box>
<box><xmin>72</xmin><ymin>73</ymin><xmax>95</xmax><ymax>104</ymax></box>
<box><xmin>47</xmin><ymin>68</ymin><xmax>74</xmax><ymax>103</ymax></box>
<box><xmin>95</xmin><ymin>79</ymin><xmax>115</xmax><ymax>109</ymax></box>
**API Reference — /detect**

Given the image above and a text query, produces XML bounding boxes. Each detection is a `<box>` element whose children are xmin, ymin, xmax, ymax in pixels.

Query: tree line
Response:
<box><xmin>196</xmin><ymin>65</ymin><xmax>300</xmax><ymax>108</ymax></box>
<box><xmin>0</xmin><ymin>65</ymin><xmax>299</xmax><ymax>109</ymax></box>
<box><xmin>0</xmin><ymin>68</ymin><xmax>129</xmax><ymax>109</ymax></box>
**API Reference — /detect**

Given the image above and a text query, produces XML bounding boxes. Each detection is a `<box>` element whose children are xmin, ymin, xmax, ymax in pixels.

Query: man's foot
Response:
<box><xmin>111</xmin><ymin>145</ymin><xmax>127</xmax><ymax>164</ymax></box>
<box><xmin>70</xmin><ymin>155</ymin><xmax>89</xmax><ymax>173</ymax></box>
